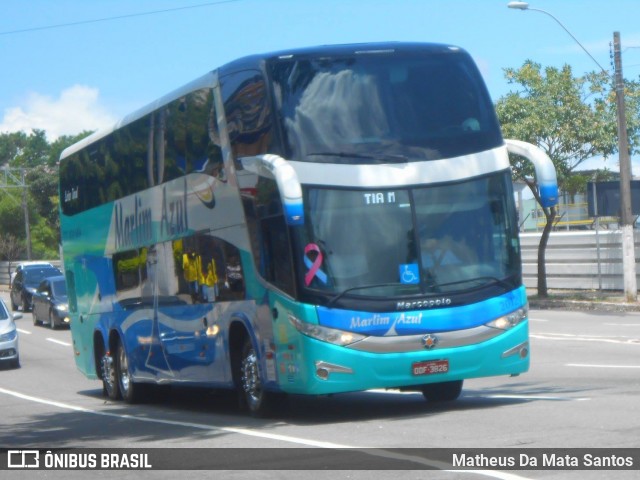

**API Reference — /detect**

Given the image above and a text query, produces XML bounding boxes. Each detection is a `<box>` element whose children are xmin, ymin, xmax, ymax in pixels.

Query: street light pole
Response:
<box><xmin>507</xmin><ymin>2</ymin><xmax>609</xmax><ymax>74</ymax></box>
<box><xmin>508</xmin><ymin>2</ymin><xmax>637</xmax><ymax>301</ymax></box>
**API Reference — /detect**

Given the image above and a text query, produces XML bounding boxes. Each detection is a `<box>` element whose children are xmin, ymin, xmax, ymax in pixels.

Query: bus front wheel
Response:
<box><xmin>239</xmin><ymin>338</ymin><xmax>266</xmax><ymax>415</ymax></box>
<box><xmin>421</xmin><ymin>380</ymin><xmax>463</xmax><ymax>402</ymax></box>
<box><xmin>233</xmin><ymin>334</ymin><xmax>287</xmax><ymax>416</ymax></box>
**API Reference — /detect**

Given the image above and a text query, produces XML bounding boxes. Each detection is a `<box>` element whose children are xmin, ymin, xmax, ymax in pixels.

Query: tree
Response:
<box><xmin>496</xmin><ymin>61</ymin><xmax>640</xmax><ymax>296</ymax></box>
<box><xmin>27</xmin><ymin>166</ymin><xmax>59</xmax><ymax>232</ymax></box>
<box><xmin>2</xmin><ymin>129</ymin><xmax>50</xmax><ymax>167</ymax></box>
<box><xmin>0</xmin><ymin>131</ymin><xmax>28</xmax><ymax>167</ymax></box>
<box><xmin>0</xmin><ymin>194</ymin><xmax>28</xmax><ymax>239</ymax></box>
<box><xmin>0</xmin><ymin>234</ymin><xmax>24</xmax><ymax>279</ymax></box>
<box><xmin>0</xmin><ymin>130</ymin><xmax>93</xmax><ymax>257</ymax></box>
<box><xmin>562</xmin><ymin>169</ymin><xmax>617</xmax><ymax>201</ymax></box>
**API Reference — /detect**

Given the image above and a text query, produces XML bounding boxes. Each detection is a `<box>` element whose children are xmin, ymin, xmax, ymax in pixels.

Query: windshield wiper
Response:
<box><xmin>426</xmin><ymin>276</ymin><xmax>512</xmax><ymax>292</ymax></box>
<box><xmin>326</xmin><ymin>282</ymin><xmax>405</xmax><ymax>308</ymax></box>
<box><xmin>326</xmin><ymin>277</ymin><xmax>512</xmax><ymax>309</ymax></box>
<box><xmin>307</xmin><ymin>152</ymin><xmax>408</xmax><ymax>163</ymax></box>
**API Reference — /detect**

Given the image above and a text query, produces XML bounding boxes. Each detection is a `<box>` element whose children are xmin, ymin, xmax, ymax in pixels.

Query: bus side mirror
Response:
<box><xmin>505</xmin><ymin>139</ymin><xmax>558</xmax><ymax>208</ymax></box>
<box><xmin>240</xmin><ymin>154</ymin><xmax>304</xmax><ymax>226</ymax></box>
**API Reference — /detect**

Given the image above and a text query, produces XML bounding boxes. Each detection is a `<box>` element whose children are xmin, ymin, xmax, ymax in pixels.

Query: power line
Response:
<box><xmin>0</xmin><ymin>0</ymin><xmax>241</xmax><ymax>36</ymax></box>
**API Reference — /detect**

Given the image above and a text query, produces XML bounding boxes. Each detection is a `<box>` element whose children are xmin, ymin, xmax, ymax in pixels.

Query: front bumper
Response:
<box><xmin>277</xmin><ymin>320</ymin><xmax>529</xmax><ymax>395</ymax></box>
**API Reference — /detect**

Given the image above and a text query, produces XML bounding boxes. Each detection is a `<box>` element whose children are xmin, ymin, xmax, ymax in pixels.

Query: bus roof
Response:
<box><xmin>60</xmin><ymin>41</ymin><xmax>466</xmax><ymax>161</ymax></box>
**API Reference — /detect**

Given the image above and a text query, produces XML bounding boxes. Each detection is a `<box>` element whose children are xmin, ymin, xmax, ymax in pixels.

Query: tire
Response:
<box><xmin>101</xmin><ymin>350</ymin><xmax>120</xmax><ymax>400</ymax></box>
<box><xmin>11</xmin><ymin>297</ymin><xmax>18</xmax><ymax>311</ymax></box>
<box><xmin>238</xmin><ymin>337</ymin><xmax>268</xmax><ymax>414</ymax></box>
<box><xmin>236</xmin><ymin>337</ymin><xmax>284</xmax><ymax>416</ymax></box>
<box><xmin>116</xmin><ymin>341</ymin><xmax>146</xmax><ymax>404</ymax></box>
<box><xmin>22</xmin><ymin>296</ymin><xmax>31</xmax><ymax>313</ymax></box>
<box><xmin>49</xmin><ymin>310</ymin><xmax>57</xmax><ymax>330</ymax></box>
<box><xmin>11</xmin><ymin>356</ymin><xmax>20</xmax><ymax>369</ymax></box>
<box><xmin>32</xmin><ymin>308</ymin><xmax>40</xmax><ymax>326</ymax></box>
<box><xmin>421</xmin><ymin>380</ymin><xmax>463</xmax><ymax>403</ymax></box>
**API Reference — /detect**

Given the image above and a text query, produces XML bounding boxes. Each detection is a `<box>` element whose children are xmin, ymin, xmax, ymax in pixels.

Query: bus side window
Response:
<box><xmin>170</xmin><ymin>232</ymin><xmax>246</xmax><ymax>304</ymax></box>
<box><xmin>221</xmin><ymin>69</ymin><xmax>274</xmax><ymax>165</ymax></box>
<box><xmin>112</xmin><ymin>249</ymin><xmax>144</xmax><ymax>309</ymax></box>
<box><xmin>218</xmin><ymin>243</ymin><xmax>245</xmax><ymax>302</ymax></box>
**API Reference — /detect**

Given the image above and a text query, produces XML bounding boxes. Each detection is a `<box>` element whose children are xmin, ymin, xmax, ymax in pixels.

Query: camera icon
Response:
<box><xmin>7</xmin><ymin>450</ymin><xmax>40</xmax><ymax>468</ymax></box>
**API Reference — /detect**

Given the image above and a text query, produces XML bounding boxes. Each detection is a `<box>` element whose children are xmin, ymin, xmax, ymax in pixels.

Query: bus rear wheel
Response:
<box><xmin>421</xmin><ymin>380</ymin><xmax>463</xmax><ymax>402</ymax></box>
<box><xmin>116</xmin><ymin>342</ymin><xmax>146</xmax><ymax>404</ymax></box>
<box><xmin>101</xmin><ymin>351</ymin><xmax>120</xmax><ymax>400</ymax></box>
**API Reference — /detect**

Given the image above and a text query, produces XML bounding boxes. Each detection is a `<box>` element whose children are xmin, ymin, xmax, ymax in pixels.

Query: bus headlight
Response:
<box><xmin>289</xmin><ymin>314</ymin><xmax>366</xmax><ymax>346</ymax></box>
<box><xmin>485</xmin><ymin>304</ymin><xmax>528</xmax><ymax>330</ymax></box>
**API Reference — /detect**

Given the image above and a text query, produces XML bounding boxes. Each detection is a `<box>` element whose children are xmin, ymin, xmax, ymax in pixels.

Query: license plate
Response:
<box><xmin>412</xmin><ymin>359</ymin><xmax>449</xmax><ymax>376</ymax></box>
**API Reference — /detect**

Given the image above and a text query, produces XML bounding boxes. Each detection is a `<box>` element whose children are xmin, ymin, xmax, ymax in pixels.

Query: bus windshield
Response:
<box><xmin>295</xmin><ymin>170</ymin><xmax>520</xmax><ymax>301</ymax></box>
<box><xmin>269</xmin><ymin>48</ymin><xmax>502</xmax><ymax>162</ymax></box>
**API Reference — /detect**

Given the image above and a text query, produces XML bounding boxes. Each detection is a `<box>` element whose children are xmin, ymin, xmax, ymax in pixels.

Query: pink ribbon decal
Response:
<box><xmin>304</xmin><ymin>243</ymin><xmax>328</xmax><ymax>286</ymax></box>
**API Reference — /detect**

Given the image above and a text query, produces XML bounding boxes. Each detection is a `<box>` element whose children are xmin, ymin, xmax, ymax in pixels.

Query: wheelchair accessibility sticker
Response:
<box><xmin>399</xmin><ymin>263</ymin><xmax>419</xmax><ymax>284</ymax></box>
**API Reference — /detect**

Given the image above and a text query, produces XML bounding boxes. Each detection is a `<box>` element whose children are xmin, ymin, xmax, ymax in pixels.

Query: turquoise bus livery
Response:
<box><xmin>59</xmin><ymin>42</ymin><xmax>558</xmax><ymax>415</ymax></box>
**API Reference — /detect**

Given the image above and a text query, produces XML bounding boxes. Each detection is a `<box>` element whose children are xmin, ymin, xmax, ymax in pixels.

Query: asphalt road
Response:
<box><xmin>1</xmin><ymin>289</ymin><xmax>639</xmax><ymax>479</ymax></box>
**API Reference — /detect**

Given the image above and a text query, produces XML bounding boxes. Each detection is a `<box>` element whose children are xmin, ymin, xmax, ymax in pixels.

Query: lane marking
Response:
<box><xmin>531</xmin><ymin>333</ymin><xmax>640</xmax><ymax>345</ymax></box>
<box><xmin>46</xmin><ymin>338</ymin><xmax>72</xmax><ymax>347</ymax></box>
<box><xmin>566</xmin><ymin>363</ymin><xmax>640</xmax><ymax>369</ymax></box>
<box><xmin>0</xmin><ymin>386</ymin><xmax>532</xmax><ymax>480</ymax></box>
<box><xmin>483</xmin><ymin>394</ymin><xmax>589</xmax><ymax>402</ymax></box>
<box><xmin>368</xmin><ymin>390</ymin><xmax>589</xmax><ymax>402</ymax></box>
<box><xmin>17</xmin><ymin>329</ymin><xmax>32</xmax><ymax>335</ymax></box>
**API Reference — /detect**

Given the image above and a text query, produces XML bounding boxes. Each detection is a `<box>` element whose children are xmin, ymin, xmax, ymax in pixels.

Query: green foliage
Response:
<box><xmin>27</xmin><ymin>165</ymin><xmax>59</xmax><ymax>229</ymax></box>
<box><xmin>0</xmin><ymin>194</ymin><xmax>28</xmax><ymax>238</ymax></box>
<box><xmin>29</xmin><ymin>217</ymin><xmax>59</xmax><ymax>258</ymax></box>
<box><xmin>562</xmin><ymin>169</ymin><xmax>618</xmax><ymax>196</ymax></box>
<box><xmin>0</xmin><ymin>129</ymin><xmax>50</xmax><ymax>167</ymax></box>
<box><xmin>495</xmin><ymin>60</ymin><xmax>639</xmax><ymax>186</ymax></box>
<box><xmin>0</xmin><ymin>130</ymin><xmax>93</xmax><ymax>257</ymax></box>
<box><xmin>0</xmin><ymin>131</ymin><xmax>28</xmax><ymax>167</ymax></box>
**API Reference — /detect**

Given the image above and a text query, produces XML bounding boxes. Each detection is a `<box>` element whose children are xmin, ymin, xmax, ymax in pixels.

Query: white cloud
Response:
<box><xmin>0</xmin><ymin>85</ymin><xmax>117</xmax><ymax>140</ymax></box>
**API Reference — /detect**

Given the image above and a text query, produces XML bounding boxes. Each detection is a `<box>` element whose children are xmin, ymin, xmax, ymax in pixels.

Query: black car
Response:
<box><xmin>32</xmin><ymin>275</ymin><xmax>70</xmax><ymax>329</ymax></box>
<box><xmin>10</xmin><ymin>265</ymin><xmax>62</xmax><ymax>312</ymax></box>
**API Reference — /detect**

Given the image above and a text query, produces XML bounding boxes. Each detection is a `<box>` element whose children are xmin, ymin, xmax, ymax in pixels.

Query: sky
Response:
<box><xmin>2</xmin><ymin>0</ymin><xmax>640</xmax><ymax>171</ymax></box>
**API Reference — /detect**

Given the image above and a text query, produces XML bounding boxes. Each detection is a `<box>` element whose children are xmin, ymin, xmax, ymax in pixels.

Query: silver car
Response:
<box><xmin>0</xmin><ymin>299</ymin><xmax>22</xmax><ymax>369</ymax></box>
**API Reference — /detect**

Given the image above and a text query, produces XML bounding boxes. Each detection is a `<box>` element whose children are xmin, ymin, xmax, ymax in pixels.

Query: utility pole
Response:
<box><xmin>613</xmin><ymin>31</ymin><xmax>637</xmax><ymax>302</ymax></box>
<box><xmin>20</xmin><ymin>169</ymin><xmax>32</xmax><ymax>260</ymax></box>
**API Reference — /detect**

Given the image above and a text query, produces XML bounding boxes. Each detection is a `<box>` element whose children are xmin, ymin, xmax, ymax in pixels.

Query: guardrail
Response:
<box><xmin>521</xmin><ymin>230</ymin><xmax>640</xmax><ymax>290</ymax></box>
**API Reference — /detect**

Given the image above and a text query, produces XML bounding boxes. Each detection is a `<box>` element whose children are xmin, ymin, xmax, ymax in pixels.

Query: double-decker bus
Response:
<box><xmin>59</xmin><ymin>42</ymin><xmax>558</xmax><ymax>415</ymax></box>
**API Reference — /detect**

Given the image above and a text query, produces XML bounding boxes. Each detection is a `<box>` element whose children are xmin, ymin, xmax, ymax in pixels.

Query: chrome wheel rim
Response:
<box><xmin>240</xmin><ymin>347</ymin><xmax>262</xmax><ymax>409</ymax></box>
<box><xmin>118</xmin><ymin>346</ymin><xmax>130</xmax><ymax>395</ymax></box>
<box><xmin>102</xmin><ymin>355</ymin><xmax>116</xmax><ymax>394</ymax></box>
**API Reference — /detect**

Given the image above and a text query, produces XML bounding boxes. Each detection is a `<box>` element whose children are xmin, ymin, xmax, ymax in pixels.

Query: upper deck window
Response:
<box><xmin>268</xmin><ymin>48</ymin><xmax>502</xmax><ymax>163</ymax></box>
